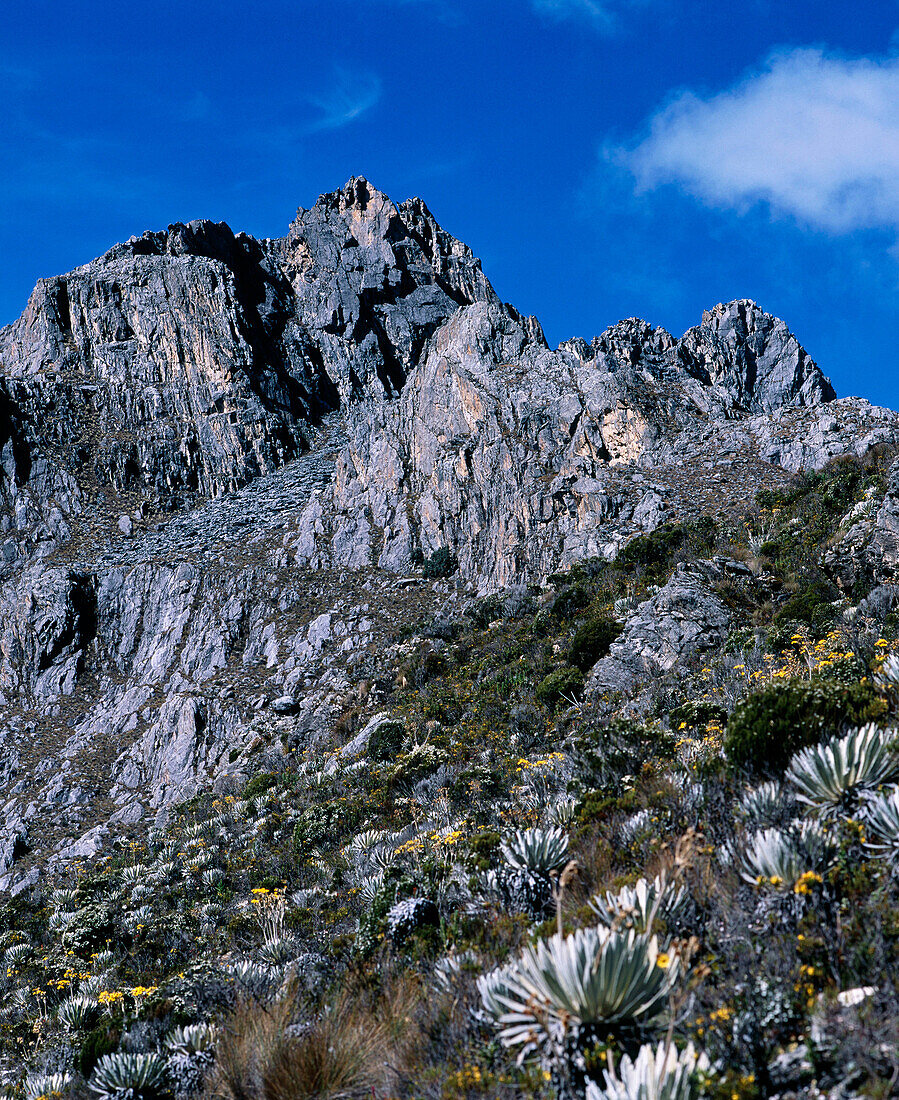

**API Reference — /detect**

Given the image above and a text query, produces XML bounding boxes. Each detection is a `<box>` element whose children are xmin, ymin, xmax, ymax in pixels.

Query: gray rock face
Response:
<box><xmin>0</xmin><ymin>178</ymin><xmax>495</xmax><ymax>510</ymax></box>
<box><xmin>315</xmin><ymin>299</ymin><xmax>883</xmax><ymax>588</ymax></box>
<box><xmin>589</xmin><ymin>561</ymin><xmax>732</xmax><ymax>696</ymax></box>
<box><xmin>825</xmin><ymin>458</ymin><xmax>899</xmax><ymax>590</ymax></box>
<box><xmin>0</xmin><ymin>176</ymin><xmax>895</xmax><ymax>887</ymax></box>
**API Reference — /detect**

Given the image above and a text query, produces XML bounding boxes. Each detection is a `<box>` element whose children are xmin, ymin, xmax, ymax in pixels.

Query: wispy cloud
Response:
<box><xmin>616</xmin><ymin>48</ymin><xmax>899</xmax><ymax>233</ymax></box>
<box><xmin>307</xmin><ymin>68</ymin><xmax>382</xmax><ymax>132</ymax></box>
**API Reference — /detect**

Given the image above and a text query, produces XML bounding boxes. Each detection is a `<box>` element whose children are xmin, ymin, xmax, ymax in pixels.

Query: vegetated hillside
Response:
<box><xmin>1</xmin><ymin>181</ymin><xmax>899</xmax><ymax>1099</ymax></box>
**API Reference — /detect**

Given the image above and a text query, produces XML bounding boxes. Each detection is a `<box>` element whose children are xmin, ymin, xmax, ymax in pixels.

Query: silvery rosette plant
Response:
<box><xmin>500</xmin><ymin>826</ymin><xmax>570</xmax><ymax>874</ymax></box>
<box><xmin>89</xmin><ymin>1052</ymin><xmax>168</xmax><ymax>1100</ymax></box>
<box><xmin>862</xmin><ymin>787</ymin><xmax>899</xmax><ymax>865</ymax></box>
<box><xmin>786</xmin><ymin>724</ymin><xmax>899</xmax><ymax>818</ymax></box>
<box><xmin>477</xmin><ymin>926</ymin><xmax>677</xmax><ymax>1075</ymax></box>
<box><xmin>738</xmin><ymin>782</ymin><xmax>796</xmax><ymax>828</ymax></box>
<box><xmin>589</xmin><ymin>876</ymin><xmax>689</xmax><ymax>936</ymax></box>
<box><xmin>57</xmin><ymin>993</ymin><xmax>100</xmax><ymax>1030</ymax></box>
<box><xmin>25</xmin><ymin>1073</ymin><xmax>72</xmax><ymax>1100</ymax></box>
<box><xmin>740</xmin><ymin>821</ymin><xmax>837</xmax><ymax>889</ymax></box>
<box><xmin>586</xmin><ymin>1040</ymin><xmax>710</xmax><ymax>1100</ymax></box>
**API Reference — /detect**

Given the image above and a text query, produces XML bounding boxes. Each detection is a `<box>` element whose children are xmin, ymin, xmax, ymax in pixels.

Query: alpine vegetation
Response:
<box><xmin>862</xmin><ymin>786</ymin><xmax>899</xmax><ymax>863</ymax></box>
<box><xmin>739</xmin><ymin>821</ymin><xmax>838</xmax><ymax>888</ymax></box>
<box><xmin>588</xmin><ymin>875</ymin><xmax>689</xmax><ymax>935</ymax></box>
<box><xmin>477</xmin><ymin>927</ymin><xmax>677</xmax><ymax>1088</ymax></box>
<box><xmin>786</xmin><ymin>723</ymin><xmax>899</xmax><ymax>816</ymax></box>
<box><xmin>585</xmin><ymin>1041</ymin><xmax>709</xmax><ymax>1100</ymax></box>
<box><xmin>88</xmin><ymin>1053</ymin><xmax>168</xmax><ymax>1100</ymax></box>
<box><xmin>500</xmin><ymin>826</ymin><xmax>571</xmax><ymax>873</ymax></box>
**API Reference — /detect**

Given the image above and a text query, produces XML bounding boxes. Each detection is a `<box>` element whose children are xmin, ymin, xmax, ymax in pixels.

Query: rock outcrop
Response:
<box><xmin>589</xmin><ymin>561</ymin><xmax>733</xmax><ymax>697</ymax></box>
<box><xmin>0</xmin><ymin>176</ymin><xmax>897</xmax><ymax>888</ymax></box>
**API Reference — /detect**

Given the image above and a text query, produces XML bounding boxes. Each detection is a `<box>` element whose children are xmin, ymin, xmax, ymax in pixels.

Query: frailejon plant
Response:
<box><xmin>57</xmin><ymin>993</ymin><xmax>100</xmax><ymax>1030</ymax></box>
<box><xmin>586</xmin><ymin>1040</ymin><xmax>710</xmax><ymax>1100</ymax></box>
<box><xmin>477</xmin><ymin>927</ymin><xmax>676</xmax><ymax>1066</ymax></box>
<box><xmin>738</xmin><ymin>782</ymin><xmax>795</xmax><ymax>827</ymax></box>
<box><xmin>589</xmin><ymin>876</ymin><xmax>688</xmax><ymax>936</ymax></box>
<box><xmin>88</xmin><ymin>1052</ymin><xmax>168</xmax><ymax>1100</ymax></box>
<box><xmin>874</xmin><ymin>652</ymin><xmax>899</xmax><ymax>694</ymax></box>
<box><xmin>739</xmin><ymin>821</ymin><xmax>837</xmax><ymax>889</ymax></box>
<box><xmin>4</xmin><ymin>942</ymin><xmax>31</xmax><ymax>967</ymax></box>
<box><xmin>25</xmin><ymin>1073</ymin><xmax>72</xmax><ymax>1100</ymax></box>
<box><xmin>547</xmin><ymin>797</ymin><xmax>578</xmax><ymax>827</ymax></box>
<box><xmin>500</xmin><ymin>826</ymin><xmax>570</xmax><ymax>874</ymax></box>
<box><xmin>862</xmin><ymin>787</ymin><xmax>899</xmax><ymax>865</ymax></box>
<box><xmin>164</xmin><ymin>1023</ymin><xmax>216</xmax><ymax>1055</ymax></box>
<box><xmin>786</xmin><ymin>724</ymin><xmax>899</xmax><ymax>818</ymax></box>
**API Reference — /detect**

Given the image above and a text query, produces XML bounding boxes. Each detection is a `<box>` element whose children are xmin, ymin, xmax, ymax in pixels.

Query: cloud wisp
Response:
<box><xmin>615</xmin><ymin>49</ymin><xmax>899</xmax><ymax>234</ymax></box>
<box><xmin>307</xmin><ymin>68</ymin><xmax>382</xmax><ymax>133</ymax></box>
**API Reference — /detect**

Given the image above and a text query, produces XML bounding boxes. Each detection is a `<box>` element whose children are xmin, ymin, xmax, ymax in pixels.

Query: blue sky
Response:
<box><xmin>2</xmin><ymin>0</ymin><xmax>899</xmax><ymax>405</ymax></box>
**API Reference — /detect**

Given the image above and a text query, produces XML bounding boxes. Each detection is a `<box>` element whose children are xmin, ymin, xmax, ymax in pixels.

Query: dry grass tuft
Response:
<box><xmin>209</xmin><ymin>977</ymin><xmax>423</xmax><ymax>1100</ymax></box>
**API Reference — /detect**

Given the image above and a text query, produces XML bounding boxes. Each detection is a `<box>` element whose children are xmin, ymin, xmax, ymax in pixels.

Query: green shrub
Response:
<box><xmin>368</xmin><ymin>720</ymin><xmax>405</xmax><ymax>762</ymax></box>
<box><xmin>772</xmin><ymin>579</ymin><xmax>841</xmax><ymax>631</ymax></box>
<box><xmin>449</xmin><ymin>766</ymin><xmax>503</xmax><ymax>805</ymax></box>
<box><xmin>466</xmin><ymin>830</ymin><xmax>501</xmax><ymax>870</ymax></box>
<box><xmin>535</xmin><ymin>665</ymin><xmax>584</xmax><ymax>710</ymax></box>
<box><xmin>568</xmin><ymin>617</ymin><xmax>622</xmax><ymax>671</ymax></box>
<box><xmin>60</xmin><ymin>903</ymin><xmax>118</xmax><ymax>956</ymax></box>
<box><xmin>617</xmin><ymin>518</ymin><xmax>718</xmax><ymax>575</ymax></box>
<box><xmin>422</xmin><ymin>547</ymin><xmax>458</xmax><ymax>579</ymax></box>
<box><xmin>293</xmin><ymin>803</ymin><xmax>345</xmax><ymax>854</ymax></box>
<box><xmin>617</xmin><ymin>524</ymin><xmax>688</xmax><ymax>570</ymax></box>
<box><xmin>669</xmin><ymin>699</ymin><xmax>729</xmax><ymax>730</ymax></box>
<box><xmin>725</xmin><ymin>677</ymin><xmax>886</xmax><ymax>777</ymax></box>
<box><xmin>243</xmin><ymin>773</ymin><xmax>278</xmax><ymax>799</ymax></box>
<box><xmin>569</xmin><ymin>719</ymin><xmax>673</xmax><ymax>796</ymax></box>
<box><xmin>387</xmin><ymin>743</ymin><xmax>449</xmax><ymax>785</ymax></box>
<box><xmin>551</xmin><ymin>583</ymin><xmax>592</xmax><ymax>621</ymax></box>
<box><xmin>76</xmin><ymin>1025</ymin><xmax>121</xmax><ymax>1077</ymax></box>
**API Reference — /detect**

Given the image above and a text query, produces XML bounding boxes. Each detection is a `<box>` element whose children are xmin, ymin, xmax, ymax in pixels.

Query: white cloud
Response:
<box><xmin>619</xmin><ymin>48</ymin><xmax>899</xmax><ymax>233</ymax></box>
<box><xmin>307</xmin><ymin>69</ymin><xmax>382</xmax><ymax>132</ymax></box>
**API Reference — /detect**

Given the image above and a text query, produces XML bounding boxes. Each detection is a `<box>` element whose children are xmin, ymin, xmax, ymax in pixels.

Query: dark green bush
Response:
<box><xmin>550</xmin><ymin>583</ymin><xmax>592</xmax><ymax>621</ymax></box>
<box><xmin>725</xmin><ymin>677</ymin><xmax>886</xmax><ymax>777</ymax></box>
<box><xmin>243</xmin><ymin>772</ymin><xmax>278</xmax><ymax>799</ymax></box>
<box><xmin>76</xmin><ymin>1025</ymin><xmax>121</xmax><ymax>1077</ymax></box>
<box><xmin>386</xmin><ymin>743</ymin><xmax>449</xmax><ymax>785</ymax></box>
<box><xmin>293</xmin><ymin>803</ymin><xmax>345</xmax><ymax>854</ymax></box>
<box><xmin>568</xmin><ymin>616</ymin><xmax>622</xmax><ymax>671</ymax></box>
<box><xmin>60</xmin><ymin>903</ymin><xmax>119</xmax><ymax>956</ymax></box>
<box><xmin>465</xmin><ymin>830</ymin><xmax>501</xmax><ymax>870</ymax></box>
<box><xmin>569</xmin><ymin>719</ymin><xmax>674</xmax><ymax>795</ymax></box>
<box><xmin>368</xmin><ymin>720</ymin><xmax>405</xmax><ymax>762</ymax></box>
<box><xmin>617</xmin><ymin>523</ymin><xmax>687</xmax><ymax>570</ymax></box>
<box><xmin>422</xmin><ymin>547</ymin><xmax>458</xmax><ymax>579</ymax></box>
<box><xmin>535</xmin><ymin>665</ymin><xmax>584</xmax><ymax>710</ymax></box>
<box><xmin>772</xmin><ymin>579</ymin><xmax>841</xmax><ymax>631</ymax></box>
<box><xmin>449</xmin><ymin>766</ymin><xmax>503</xmax><ymax>805</ymax></box>
<box><xmin>669</xmin><ymin>699</ymin><xmax>729</xmax><ymax>730</ymax></box>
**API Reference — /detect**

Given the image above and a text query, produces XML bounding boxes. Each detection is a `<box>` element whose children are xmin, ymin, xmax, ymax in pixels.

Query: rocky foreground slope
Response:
<box><xmin>0</xmin><ymin>175</ymin><xmax>896</xmax><ymax>890</ymax></box>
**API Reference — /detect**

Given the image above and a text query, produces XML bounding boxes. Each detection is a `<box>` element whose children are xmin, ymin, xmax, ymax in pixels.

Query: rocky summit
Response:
<box><xmin>2</xmin><ymin>179</ymin><xmax>899</xmax><ymax>1098</ymax></box>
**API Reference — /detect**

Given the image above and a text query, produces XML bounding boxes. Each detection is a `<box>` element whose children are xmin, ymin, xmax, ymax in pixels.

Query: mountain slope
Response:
<box><xmin>0</xmin><ymin>178</ymin><xmax>896</xmax><ymax>889</ymax></box>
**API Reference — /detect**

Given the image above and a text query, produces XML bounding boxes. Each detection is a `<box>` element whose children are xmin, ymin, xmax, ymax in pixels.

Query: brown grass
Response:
<box><xmin>208</xmin><ymin>977</ymin><xmax>424</xmax><ymax>1100</ymax></box>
